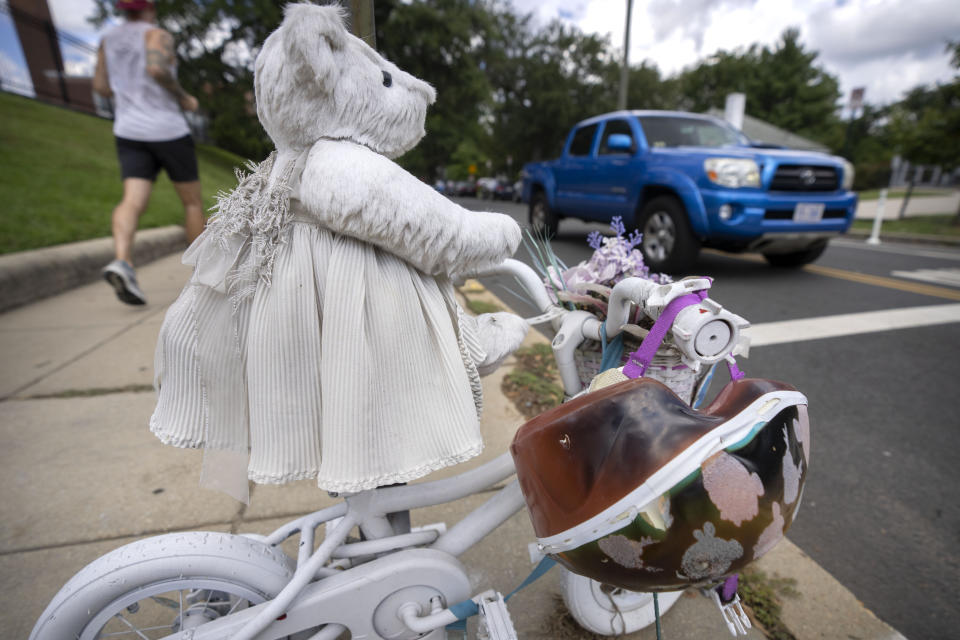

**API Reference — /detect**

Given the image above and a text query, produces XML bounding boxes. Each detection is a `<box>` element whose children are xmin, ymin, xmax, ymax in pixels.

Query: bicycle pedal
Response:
<box><xmin>476</xmin><ymin>590</ymin><xmax>517</xmax><ymax>640</ymax></box>
<box><xmin>706</xmin><ymin>587</ymin><xmax>752</xmax><ymax>636</ymax></box>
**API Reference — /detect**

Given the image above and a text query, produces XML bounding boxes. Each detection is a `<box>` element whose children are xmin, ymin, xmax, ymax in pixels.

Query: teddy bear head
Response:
<box><xmin>254</xmin><ymin>3</ymin><xmax>436</xmax><ymax>158</ymax></box>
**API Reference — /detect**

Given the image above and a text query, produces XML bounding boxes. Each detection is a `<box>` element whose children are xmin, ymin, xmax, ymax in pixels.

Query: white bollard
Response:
<box><xmin>866</xmin><ymin>188</ymin><xmax>887</xmax><ymax>245</ymax></box>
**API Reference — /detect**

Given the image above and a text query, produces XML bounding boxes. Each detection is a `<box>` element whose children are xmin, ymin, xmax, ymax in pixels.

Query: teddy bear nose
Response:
<box><xmin>382</xmin><ymin>70</ymin><xmax>392</xmax><ymax>87</ymax></box>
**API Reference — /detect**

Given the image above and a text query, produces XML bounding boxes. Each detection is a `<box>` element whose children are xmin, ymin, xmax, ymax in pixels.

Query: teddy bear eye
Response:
<box><xmin>382</xmin><ymin>70</ymin><xmax>392</xmax><ymax>88</ymax></box>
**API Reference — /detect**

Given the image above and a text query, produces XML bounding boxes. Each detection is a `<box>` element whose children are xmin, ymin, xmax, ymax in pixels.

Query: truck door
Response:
<box><xmin>553</xmin><ymin>123</ymin><xmax>600</xmax><ymax>217</ymax></box>
<box><xmin>593</xmin><ymin>118</ymin><xmax>642</xmax><ymax>223</ymax></box>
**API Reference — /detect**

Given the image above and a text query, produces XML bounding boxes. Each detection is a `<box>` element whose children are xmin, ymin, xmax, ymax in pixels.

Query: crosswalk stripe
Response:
<box><xmin>890</xmin><ymin>268</ymin><xmax>960</xmax><ymax>288</ymax></box>
<box><xmin>749</xmin><ymin>303</ymin><xmax>960</xmax><ymax>347</ymax></box>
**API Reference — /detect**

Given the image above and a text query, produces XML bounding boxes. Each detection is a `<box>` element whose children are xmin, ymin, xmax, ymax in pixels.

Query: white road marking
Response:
<box><xmin>831</xmin><ymin>238</ymin><xmax>960</xmax><ymax>261</ymax></box>
<box><xmin>748</xmin><ymin>303</ymin><xmax>960</xmax><ymax>347</ymax></box>
<box><xmin>890</xmin><ymin>268</ymin><xmax>960</xmax><ymax>288</ymax></box>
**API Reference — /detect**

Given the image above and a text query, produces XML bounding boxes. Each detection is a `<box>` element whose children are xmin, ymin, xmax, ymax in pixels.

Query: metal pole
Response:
<box><xmin>617</xmin><ymin>0</ymin><xmax>633</xmax><ymax>110</ymax></box>
<box><xmin>867</xmin><ymin>188</ymin><xmax>886</xmax><ymax>245</ymax></box>
<box><xmin>345</xmin><ymin>0</ymin><xmax>376</xmax><ymax>48</ymax></box>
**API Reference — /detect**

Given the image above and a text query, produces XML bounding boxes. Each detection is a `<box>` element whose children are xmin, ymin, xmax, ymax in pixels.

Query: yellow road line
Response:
<box><xmin>802</xmin><ymin>263</ymin><xmax>960</xmax><ymax>301</ymax></box>
<box><xmin>703</xmin><ymin>249</ymin><xmax>960</xmax><ymax>301</ymax></box>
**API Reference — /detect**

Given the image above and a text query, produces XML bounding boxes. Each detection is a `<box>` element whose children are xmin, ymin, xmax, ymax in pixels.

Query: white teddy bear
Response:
<box><xmin>150</xmin><ymin>3</ymin><xmax>527</xmax><ymax>501</ymax></box>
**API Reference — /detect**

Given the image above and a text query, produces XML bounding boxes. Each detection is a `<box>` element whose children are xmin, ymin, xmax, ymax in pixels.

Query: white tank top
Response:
<box><xmin>103</xmin><ymin>21</ymin><xmax>190</xmax><ymax>142</ymax></box>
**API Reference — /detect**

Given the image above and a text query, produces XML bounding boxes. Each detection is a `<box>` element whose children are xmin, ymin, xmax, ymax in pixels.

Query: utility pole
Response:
<box><xmin>617</xmin><ymin>0</ymin><xmax>633</xmax><ymax>110</ymax></box>
<box><xmin>344</xmin><ymin>0</ymin><xmax>376</xmax><ymax>48</ymax></box>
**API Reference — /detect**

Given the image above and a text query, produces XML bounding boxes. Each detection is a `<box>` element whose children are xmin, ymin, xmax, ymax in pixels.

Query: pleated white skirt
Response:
<box><xmin>150</xmin><ymin>219</ymin><xmax>485</xmax><ymax>493</ymax></box>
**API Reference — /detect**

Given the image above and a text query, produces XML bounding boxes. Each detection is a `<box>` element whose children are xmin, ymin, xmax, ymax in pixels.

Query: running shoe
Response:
<box><xmin>102</xmin><ymin>259</ymin><xmax>147</xmax><ymax>305</ymax></box>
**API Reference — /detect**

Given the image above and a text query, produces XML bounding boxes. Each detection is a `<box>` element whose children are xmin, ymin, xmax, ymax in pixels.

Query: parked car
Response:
<box><xmin>453</xmin><ymin>180</ymin><xmax>476</xmax><ymax>197</ymax></box>
<box><xmin>521</xmin><ymin>110</ymin><xmax>857</xmax><ymax>272</ymax></box>
<box><xmin>476</xmin><ymin>177</ymin><xmax>498</xmax><ymax>199</ymax></box>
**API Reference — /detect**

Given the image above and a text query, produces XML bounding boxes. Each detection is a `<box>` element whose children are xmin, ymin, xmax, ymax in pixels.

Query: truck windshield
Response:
<box><xmin>637</xmin><ymin>116</ymin><xmax>746</xmax><ymax>149</ymax></box>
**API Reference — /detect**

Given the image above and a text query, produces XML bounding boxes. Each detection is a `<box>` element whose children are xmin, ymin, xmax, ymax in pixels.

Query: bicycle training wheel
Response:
<box><xmin>30</xmin><ymin>531</ymin><xmax>295</xmax><ymax>640</ymax></box>
<box><xmin>561</xmin><ymin>567</ymin><xmax>683</xmax><ymax>635</ymax></box>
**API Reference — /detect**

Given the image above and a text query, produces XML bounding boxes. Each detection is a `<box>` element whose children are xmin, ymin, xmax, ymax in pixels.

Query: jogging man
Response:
<box><xmin>93</xmin><ymin>0</ymin><xmax>203</xmax><ymax>305</ymax></box>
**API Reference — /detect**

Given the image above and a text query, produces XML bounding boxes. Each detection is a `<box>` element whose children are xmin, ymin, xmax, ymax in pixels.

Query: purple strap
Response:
<box><xmin>720</xmin><ymin>574</ymin><xmax>739</xmax><ymax>603</ymax></box>
<box><xmin>727</xmin><ymin>358</ymin><xmax>746</xmax><ymax>380</ymax></box>
<box><xmin>623</xmin><ymin>291</ymin><xmax>706</xmax><ymax>379</ymax></box>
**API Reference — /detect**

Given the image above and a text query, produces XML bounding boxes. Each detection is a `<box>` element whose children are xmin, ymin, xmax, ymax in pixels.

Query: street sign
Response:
<box><xmin>849</xmin><ymin>87</ymin><xmax>865</xmax><ymax>112</ymax></box>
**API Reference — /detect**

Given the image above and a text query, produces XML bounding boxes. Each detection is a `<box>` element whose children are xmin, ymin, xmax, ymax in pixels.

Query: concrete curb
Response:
<box><xmin>0</xmin><ymin>225</ymin><xmax>185</xmax><ymax>313</ymax></box>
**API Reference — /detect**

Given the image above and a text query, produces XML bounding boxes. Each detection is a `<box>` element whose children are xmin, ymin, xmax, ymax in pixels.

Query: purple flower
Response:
<box><xmin>587</xmin><ymin>231</ymin><xmax>603</xmax><ymax>250</ymax></box>
<box><xmin>611</xmin><ymin>216</ymin><xmax>626</xmax><ymax>237</ymax></box>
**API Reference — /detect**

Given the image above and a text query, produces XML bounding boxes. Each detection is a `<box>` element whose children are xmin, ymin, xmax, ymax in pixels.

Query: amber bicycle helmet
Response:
<box><xmin>510</xmin><ymin>376</ymin><xmax>809</xmax><ymax>591</ymax></box>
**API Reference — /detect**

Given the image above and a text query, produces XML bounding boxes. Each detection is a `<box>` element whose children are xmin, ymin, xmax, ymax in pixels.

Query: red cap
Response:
<box><xmin>116</xmin><ymin>0</ymin><xmax>155</xmax><ymax>10</ymax></box>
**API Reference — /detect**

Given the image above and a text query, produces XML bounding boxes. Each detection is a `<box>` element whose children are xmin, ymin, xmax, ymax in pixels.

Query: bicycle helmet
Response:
<box><xmin>510</xmin><ymin>376</ymin><xmax>809</xmax><ymax>591</ymax></box>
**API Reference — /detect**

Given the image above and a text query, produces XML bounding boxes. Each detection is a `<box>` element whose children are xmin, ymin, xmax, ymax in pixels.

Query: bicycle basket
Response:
<box><xmin>510</xmin><ymin>376</ymin><xmax>809</xmax><ymax>591</ymax></box>
<box><xmin>573</xmin><ymin>335</ymin><xmax>708</xmax><ymax>405</ymax></box>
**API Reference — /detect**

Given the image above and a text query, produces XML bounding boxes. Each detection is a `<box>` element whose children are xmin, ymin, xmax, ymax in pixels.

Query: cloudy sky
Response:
<box><xmin>2</xmin><ymin>0</ymin><xmax>958</xmax><ymax>107</ymax></box>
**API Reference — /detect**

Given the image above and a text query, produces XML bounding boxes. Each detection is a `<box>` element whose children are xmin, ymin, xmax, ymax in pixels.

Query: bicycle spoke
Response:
<box><xmin>100</xmin><ymin>624</ymin><xmax>171</xmax><ymax>637</ymax></box>
<box><xmin>226</xmin><ymin>597</ymin><xmax>245</xmax><ymax>616</ymax></box>
<box><xmin>110</xmin><ymin>613</ymin><xmax>151</xmax><ymax>640</ymax></box>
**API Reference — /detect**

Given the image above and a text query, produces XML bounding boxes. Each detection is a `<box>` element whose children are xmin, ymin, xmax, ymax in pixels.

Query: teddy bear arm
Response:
<box><xmin>298</xmin><ymin>144</ymin><xmax>521</xmax><ymax>275</ymax></box>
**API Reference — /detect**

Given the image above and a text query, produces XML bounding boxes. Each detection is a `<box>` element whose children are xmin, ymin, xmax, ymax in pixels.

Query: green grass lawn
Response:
<box><xmin>851</xmin><ymin>214</ymin><xmax>960</xmax><ymax>237</ymax></box>
<box><xmin>0</xmin><ymin>91</ymin><xmax>250</xmax><ymax>254</ymax></box>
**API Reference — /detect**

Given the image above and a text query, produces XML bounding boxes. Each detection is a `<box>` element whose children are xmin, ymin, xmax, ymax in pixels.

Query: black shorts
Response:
<box><xmin>115</xmin><ymin>134</ymin><xmax>199</xmax><ymax>183</ymax></box>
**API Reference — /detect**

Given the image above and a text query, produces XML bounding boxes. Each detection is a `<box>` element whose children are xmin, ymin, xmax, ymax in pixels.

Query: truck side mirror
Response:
<box><xmin>606</xmin><ymin>134</ymin><xmax>634</xmax><ymax>153</ymax></box>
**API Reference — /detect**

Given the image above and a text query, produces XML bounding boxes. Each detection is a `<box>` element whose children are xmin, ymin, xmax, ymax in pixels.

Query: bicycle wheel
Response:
<box><xmin>30</xmin><ymin>531</ymin><xmax>295</xmax><ymax>640</ymax></box>
<box><xmin>561</xmin><ymin>567</ymin><xmax>683</xmax><ymax>635</ymax></box>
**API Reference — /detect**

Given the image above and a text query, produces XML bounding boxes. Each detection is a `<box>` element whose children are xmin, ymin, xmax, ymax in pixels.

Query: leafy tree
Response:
<box><xmin>374</xmin><ymin>0</ymin><xmax>493</xmax><ymax>179</ymax></box>
<box><xmin>90</xmin><ymin>0</ymin><xmax>282</xmax><ymax>160</ymax></box>
<box><xmin>676</xmin><ymin>29</ymin><xmax>843</xmax><ymax>147</ymax></box>
<box><xmin>885</xmin><ymin>41</ymin><xmax>960</xmax><ymax>220</ymax></box>
<box><xmin>483</xmin><ymin>14</ymin><xmax>617</xmax><ymax>168</ymax></box>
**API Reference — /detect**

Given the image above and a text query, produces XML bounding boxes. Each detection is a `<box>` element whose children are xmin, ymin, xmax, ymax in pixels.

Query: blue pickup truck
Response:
<box><xmin>521</xmin><ymin>110</ymin><xmax>858</xmax><ymax>272</ymax></box>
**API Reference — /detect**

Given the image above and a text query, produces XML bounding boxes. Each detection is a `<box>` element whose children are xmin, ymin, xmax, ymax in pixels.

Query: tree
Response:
<box><xmin>483</xmin><ymin>13</ymin><xmax>618</xmax><ymax>168</ymax></box>
<box><xmin>676</xmin><ymin>29</ymin><xmax>843</xmax><ymax>147</ymax></box>
<box><xmin>374</xmin><ymin>0</ymin><xmax>493</xmax><ymax>179</ymax></box>
<box><xmin>91</xmin><ymin>0</ymin><xmax>283</xmax><ymax>160</ymax></box>
<box><xmin>886</xmin><ymin>42</ymin><xmax>960</xmax><ymax>221</ymax></box>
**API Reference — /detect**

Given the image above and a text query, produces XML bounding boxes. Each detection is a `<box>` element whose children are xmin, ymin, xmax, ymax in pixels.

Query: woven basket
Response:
<box><xmin>573</xmin><ymin>337</ymin><xmax>705</xmax><ymax>404</ymax></box>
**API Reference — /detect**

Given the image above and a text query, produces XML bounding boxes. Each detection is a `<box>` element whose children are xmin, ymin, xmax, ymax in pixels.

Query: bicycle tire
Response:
<box><xmin>561</xmin><ymin>567</ymin><xmax>683</xmax><ymax>635</ymax></box>
<box><xmin>30</xmin><ymin>531</ymin><xmax>294</xmax><ymax>640</ymax></box>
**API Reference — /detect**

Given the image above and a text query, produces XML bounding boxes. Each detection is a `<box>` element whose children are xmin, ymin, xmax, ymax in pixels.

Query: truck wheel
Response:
<box><xmin>763</xmin><ymin>240</ymin><xmax>828</xmax><ymax>267</ymax></box>
<box><xmin>529</xmin><ymin>192</ymin><xmax>559</xmax><ymax>238</ymax></box>
<box><xmin>637</xmin><ymin>196</ymin><xmax>699</xmax><ymax>274</ymax></box>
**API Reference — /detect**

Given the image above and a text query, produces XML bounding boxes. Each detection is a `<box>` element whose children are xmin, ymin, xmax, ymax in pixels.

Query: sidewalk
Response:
<box><xmin>0</xmin><ymin>246</ymin><xmax>906</xmax><ymax>639</ymax></box>
<box><xmin>854</xmin><ymin>191</ymin><xmax>959</xmax><ymax>219</ymax></box>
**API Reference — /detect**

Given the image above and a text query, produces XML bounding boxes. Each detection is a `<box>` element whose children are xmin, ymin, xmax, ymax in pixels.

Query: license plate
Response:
<box><xmin>793</xmin><ymin>203</ymin><xmax>824</xmax><ymax>222</ymax></box>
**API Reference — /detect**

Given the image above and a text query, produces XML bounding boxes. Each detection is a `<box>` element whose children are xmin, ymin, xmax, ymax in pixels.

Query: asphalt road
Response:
<box><xmin>455</xmin><ymin>196</ymin><xmax>960</xmax><ymax>640</ymax></box>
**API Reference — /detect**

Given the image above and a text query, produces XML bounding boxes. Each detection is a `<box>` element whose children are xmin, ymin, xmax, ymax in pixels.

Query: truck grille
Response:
<box><xmin>770</xmin><ymin>165</ymin><xmax>839</xmax><ymax>191</ymax></box>
<box><xmin>764</xmin><ymin>209</ymin><xmax>848</xmax><ymax>220</ymax></box>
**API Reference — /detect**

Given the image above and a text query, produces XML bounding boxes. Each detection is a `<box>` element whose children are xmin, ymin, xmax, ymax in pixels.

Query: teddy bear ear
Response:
<box><xmin>280</xmin><ymin>3</ymin><xmax>349</xmax><ymax>88</ymax></box>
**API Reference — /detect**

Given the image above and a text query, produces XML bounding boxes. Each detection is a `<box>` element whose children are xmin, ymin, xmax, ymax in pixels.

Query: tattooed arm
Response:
<box><xmin>93</xmin><ymin>42</ymin><xmax>112</xmax><ymax>97</ymax></box>
<box><xmin>145</xmin><ymin>28</ymin><xmax>198</xmax><ymax>111</ymax></box>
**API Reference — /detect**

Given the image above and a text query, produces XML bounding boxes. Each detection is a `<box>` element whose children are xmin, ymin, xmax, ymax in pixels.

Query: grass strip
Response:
<box><xmin>739</xmin><ymin>568</ymin><xmax>799</xmax><ymax>640</ymax></box>
<box><xmin>502</xmin><ymin>343</ymin><xmax>564</xmax><ymax>418</ymax></box>
<box><xmin>0</xmin><ymin>91</ymin><xmax>248</xmax><ymax>254</ymax></box>
<box><xmin>851</xmin><ymin>214</ymin><xmax>960</xmax><ymax>237</ymax></box>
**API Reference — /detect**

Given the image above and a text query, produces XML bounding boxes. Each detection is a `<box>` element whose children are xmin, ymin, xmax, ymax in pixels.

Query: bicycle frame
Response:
<box><xmin>90</xmin><ymin>259</ymin><xmax>746</xmax><ymax>640</ymax></box>
<box><xmin>159</xmin><ymin>453</ymin><xmax>525</xmax><ymax>639</ymax></box>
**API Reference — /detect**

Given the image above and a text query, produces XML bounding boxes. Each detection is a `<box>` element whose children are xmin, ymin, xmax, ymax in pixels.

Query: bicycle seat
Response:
<box><xmin>510</xmin><ymin>376</ymin><xmax>809</xmax><ymax>591</ymax></box>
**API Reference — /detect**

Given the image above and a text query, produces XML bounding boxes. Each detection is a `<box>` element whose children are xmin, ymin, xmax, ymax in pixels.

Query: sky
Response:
<box><xmin>1</xmin><ymin>0</ymin><xmax>958</xmax><ymax>108</ymax></box>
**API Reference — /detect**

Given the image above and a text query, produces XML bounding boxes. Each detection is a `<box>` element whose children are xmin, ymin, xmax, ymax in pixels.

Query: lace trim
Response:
<box><xmin>313</xmin><ymin>441</ymin><xmax>484</xmax><ymax>493</ymax></box>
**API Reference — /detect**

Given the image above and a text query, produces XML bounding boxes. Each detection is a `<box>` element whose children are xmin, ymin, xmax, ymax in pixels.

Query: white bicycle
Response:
<box><xmin>30</xmin><ymin>259</ymin><xmax>750</xmax><ymax>640</ymax></box>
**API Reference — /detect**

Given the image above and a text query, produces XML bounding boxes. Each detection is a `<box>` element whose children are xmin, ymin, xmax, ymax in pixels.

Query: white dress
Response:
<box><xmin>150</xmin><ymin>141</ymin><xmax>521</xmax><ymax>497</ymax></box>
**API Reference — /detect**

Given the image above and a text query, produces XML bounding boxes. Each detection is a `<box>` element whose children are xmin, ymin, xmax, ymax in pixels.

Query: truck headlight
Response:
<box><xmin>704</xmin><ymin>158</ymin><xmax>760</xmax><ymax>188</ymax></box>
<box><xmin>841</xmin><ymin>160</ymin><xmax>855</xmax><ymax>190</ymax></box>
